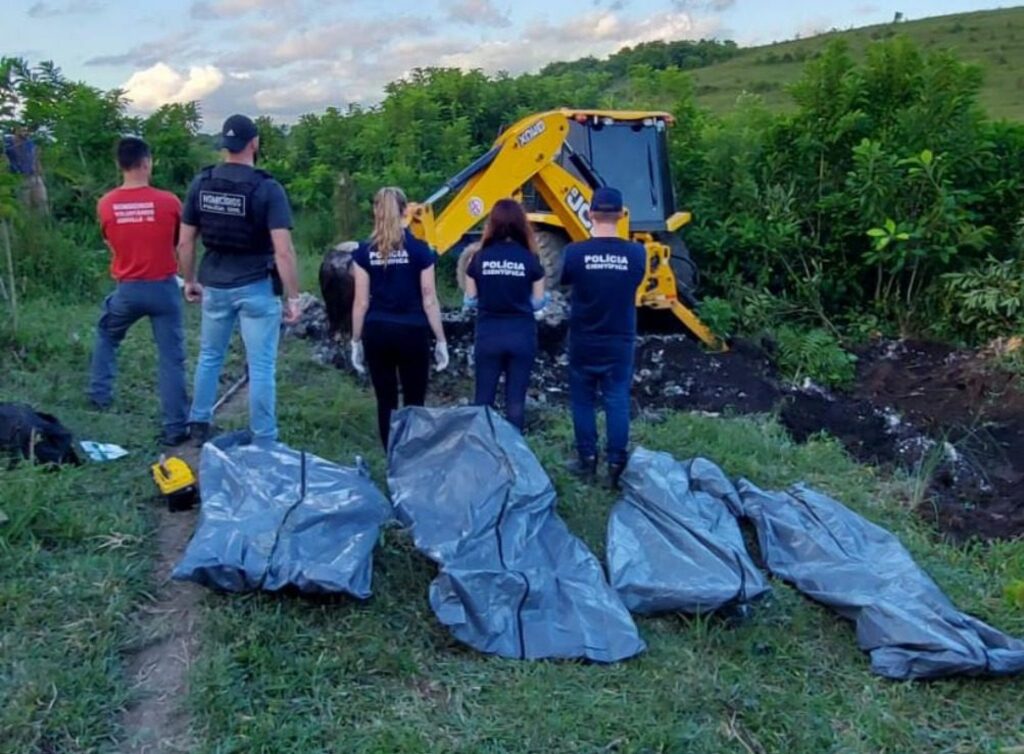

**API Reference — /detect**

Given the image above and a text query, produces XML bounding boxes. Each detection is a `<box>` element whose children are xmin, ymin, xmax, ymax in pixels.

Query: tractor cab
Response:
<box><xmin>561</xmin><ymin>111</ymin><xmax>679</xmax><ymax>233</ymax></box>
<box><xmin>519</xmin><ymin>110</ymin><xmax>683</xmax><ymax>234</ymax></box>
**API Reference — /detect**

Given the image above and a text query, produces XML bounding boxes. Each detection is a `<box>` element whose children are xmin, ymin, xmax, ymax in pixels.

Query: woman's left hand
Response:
<box><xmin>434</xmin><ymin>341</ymin><xmax>450</xmax><ymax>372</ymax></box>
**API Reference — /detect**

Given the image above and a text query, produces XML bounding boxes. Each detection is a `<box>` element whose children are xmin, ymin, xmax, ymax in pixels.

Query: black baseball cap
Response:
<box><xmin>592</xmin><ymin>186</ymin><xmax>624</xmax><ymax>213</ymax></box>
<box><xmin>218</xmin><ymin>114</ymin><xmax>258</xmax><ymax>153</ymax></box>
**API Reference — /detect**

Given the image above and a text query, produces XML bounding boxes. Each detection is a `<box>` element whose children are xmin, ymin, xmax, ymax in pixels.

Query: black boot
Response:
<box><xmin>188</xmin><ymin>422</ymin><xmax>217</xmax><ymax>446</ymax></box>
<box><xmin>608</xmin><ymin>461</ymin><xmax>626</xmax><ymax>490</ymax></box>
<box><xmin>566</xmin><ymin>454</ymin><xmax>597</xmax><ymax>481</ymax></box>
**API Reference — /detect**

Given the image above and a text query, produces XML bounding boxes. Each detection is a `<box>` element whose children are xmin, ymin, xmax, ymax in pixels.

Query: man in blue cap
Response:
<box><xmin>560</xmin><ymin>186</ymin><xmax>646</xmax><ymax>488</ymax></box>
<box><xmin>177</xmin><ymin>114</ymin><xmax>301</xmax><ymax>445</ymax></box>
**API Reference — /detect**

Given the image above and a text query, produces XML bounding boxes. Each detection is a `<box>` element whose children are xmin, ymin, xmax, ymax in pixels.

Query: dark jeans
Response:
<box><xmin>474</xmin><ymin>321</ymin><xmax>537</xmax><ymax>431</ymax></box>
<box><xmin>87</xmin><ymin>277</ymin><xmax>188</xmax><ymax>436</ymax></box>
<box><xmin>364</xmin><ymin>319</ymin><xmax>431</xmax><ymax>447</ymax></box>
<box><xmin>568</xmin><ymin>344</ymin><xmax>634</xmax><ymax>465</ymax></box>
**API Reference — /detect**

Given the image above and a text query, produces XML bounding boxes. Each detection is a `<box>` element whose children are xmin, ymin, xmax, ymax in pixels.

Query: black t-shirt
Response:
<box><xmin>561</xmin><ymin>237</ymin><xmax>646</xmax><ymax>348</ymax></box>
<box><xmin>467</xmin><ymin>240</ymin><xmax>544</xmax><ymax>323</ymax></box>
<box><xmin>182</xmin><ymin>164</ymin><xmax>293</xmax><ymax>289</ymax></box>
<box><xmin>353</xmin><ymin>229</ymin><xmax>436</xmax><ymax>327</ymax></box>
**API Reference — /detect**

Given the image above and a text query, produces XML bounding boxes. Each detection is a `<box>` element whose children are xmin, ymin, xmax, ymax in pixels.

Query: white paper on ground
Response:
<box><xmin>79</xmin><ymin>440</ymin><xmax>129</xmax><ymax>462</ymax></box>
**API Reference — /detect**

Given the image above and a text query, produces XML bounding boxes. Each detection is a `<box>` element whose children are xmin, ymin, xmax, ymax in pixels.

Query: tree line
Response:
<box><xmin>2</xmin><ymin>36</ymin><xmax>1023</xmax><ymax>349</ymax></box>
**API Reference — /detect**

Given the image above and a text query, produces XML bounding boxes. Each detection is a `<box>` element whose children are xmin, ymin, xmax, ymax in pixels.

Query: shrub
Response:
<box><xmin>697</xmin><ymin>296</ymin><xmax>737</xmax><ymax>339</ymax></box>
<box><xmin>775</xmin><ymin>326</ymin><xmax>857</xmax><ymax>388</ymax></box>
<box><xmin>941</xmin><ymin>257</ymin><xmax>1024</xmax><ymax>342</ymax></box>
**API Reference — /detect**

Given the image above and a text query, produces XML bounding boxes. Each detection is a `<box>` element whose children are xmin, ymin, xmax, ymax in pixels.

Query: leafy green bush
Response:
<box><xmin>696</xmin><ymin>296</ymin><xmax>737</xmax><ymax>339</ymax></box>
<box><xmin>775</xmin><ymin>326</ymin><xmax>857</xmax><ymax>388</ymax></box>
<box><xmin>9</xmin><ymin>218</ymin><xmax>107</xmax><ymax>301</ymax></box>
<box><xmin>941</xmin><ymin>257</ymin><xmax>1024</xmax><ymax>341</ymax></box>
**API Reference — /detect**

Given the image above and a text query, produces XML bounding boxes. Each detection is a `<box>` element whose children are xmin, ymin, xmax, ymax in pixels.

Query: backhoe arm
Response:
<box><xmin>409</xmin><ymin>111</ymin><xmax>625</xmax><ymax>253</ymax></box>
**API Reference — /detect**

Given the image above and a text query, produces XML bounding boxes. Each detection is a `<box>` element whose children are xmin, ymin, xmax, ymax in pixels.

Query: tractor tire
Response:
<box><xmin>456</xmin><ymin>242</ymin><xmax>482</xmax><ymax>292</ymax></box>
<box><xmin>319</xmin><ymin>241</ymin><xmax>359</xmax><ymax>336</ymax></box>
<box><xmin>535</xmin><ymin>228</ymin><xmax>570</xmax><ymax>291</ymax></box>
<box><xmin>655</xmin><ymin>231</ymin><xmax>700</xmax><ymax>308</ymax></box>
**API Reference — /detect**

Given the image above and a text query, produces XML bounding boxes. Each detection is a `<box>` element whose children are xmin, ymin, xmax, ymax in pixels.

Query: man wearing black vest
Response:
<box><xmin>178</xmin><ymin>114</ymin><xmax>300</xmax><ymax>445</ymax></box>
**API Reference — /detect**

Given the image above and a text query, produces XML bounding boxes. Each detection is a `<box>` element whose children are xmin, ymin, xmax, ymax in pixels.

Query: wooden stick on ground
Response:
<box><xmin>1</xmin><ymin>220</ymin><xmax>16</xmax><ymax>332</ymax></box>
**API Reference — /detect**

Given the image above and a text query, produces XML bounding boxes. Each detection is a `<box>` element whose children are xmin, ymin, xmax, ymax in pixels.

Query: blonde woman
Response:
<box><xmin>350</xmin><ymin>187</ymin><xmax>448</xmax><ymax>447</ymax></box>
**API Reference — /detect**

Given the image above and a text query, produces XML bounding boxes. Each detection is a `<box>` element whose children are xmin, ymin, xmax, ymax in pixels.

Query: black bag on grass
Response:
<box><xmin>0</xmin><ymin>403</ymin><xmax>80</xmax><ymax>466</ymax></box>
<box><xmin>387</xmin><ymin>406</ymin><xmax>646</xmax><ymax>663</ymax></box>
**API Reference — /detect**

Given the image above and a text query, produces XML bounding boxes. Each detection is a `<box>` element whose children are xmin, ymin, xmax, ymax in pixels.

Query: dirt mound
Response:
<box><xmin>781</xmin><ymin>391</ymin><xmax>899</xmax><ymax>465</ymax></box>
<box><xmin>289</xmin><ymin>298</ymin><xmax>1024</xmax><ymax>541</ymax></box>
<box><xmin>855</xmin><ymin>340</ymin><xmax>1024</xmax><ymax>541</ymax></box>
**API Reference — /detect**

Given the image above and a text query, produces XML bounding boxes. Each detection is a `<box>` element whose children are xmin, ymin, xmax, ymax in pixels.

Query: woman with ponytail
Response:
<box><xmin>351</xmin><ymin>187</ymin><xmax>448</xmax><ymax>447</ymax></box>
<box><xmin>464</xmin><ymin>199</ymin><xmax>546</xmax><ymax>431</ymax></box>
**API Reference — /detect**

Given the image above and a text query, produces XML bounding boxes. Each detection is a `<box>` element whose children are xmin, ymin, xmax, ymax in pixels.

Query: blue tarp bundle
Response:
<box><xmin>607</xmin><ymin>448</ymin><xmax>770</xmax><ymax>615</ymax></box>
<box><xmin>605</xmin><ymin>446</ymin><xmax>1024</xmax><ymax>680</ymax></box>
<box><xmin>738</xmin><ymin>481</ymin><xmax>1024</xmax><ymax>680</ymax></box>
<box><xmin>387</xmin><ymin>406</ymin><xmax>646</xmax><ymax>663</ymax></box>
<box><xmin>173</xmin><ymin>433</ymin><xmax>392</xmax><ymax>597</ymax></box>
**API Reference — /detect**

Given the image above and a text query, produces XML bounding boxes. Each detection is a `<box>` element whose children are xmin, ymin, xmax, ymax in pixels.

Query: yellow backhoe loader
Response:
<box><xmin>321</xmin><ymin>108</ymin><xmax>724</xmax><ymax>350</ymax></box>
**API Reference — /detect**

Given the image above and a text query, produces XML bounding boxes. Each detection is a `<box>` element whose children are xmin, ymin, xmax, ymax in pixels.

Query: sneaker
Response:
<box><xmin>608</xmin><ymin>462</ymin><xmax>626</xmax><ymax>491</ymax></box>
<box><xmin>188</xmin><ymin>422</ymin><xmax>217</xmax><ymax>446</ymax></box>
<box><xmin>161</xmin><ymin>430</ymin><xmax>191</xmax><ymax>447</ymax></box>
<box><xmin>566</xmin><ymin>454</ymin><xmax>598</xmax><ymax>481</ymax></box>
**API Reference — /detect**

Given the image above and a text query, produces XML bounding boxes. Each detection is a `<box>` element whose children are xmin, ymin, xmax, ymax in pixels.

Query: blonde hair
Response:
<box><xmin>371</xmin><ymin>187</ymin><xmax>408</xmax><ymax>261</ymax></box>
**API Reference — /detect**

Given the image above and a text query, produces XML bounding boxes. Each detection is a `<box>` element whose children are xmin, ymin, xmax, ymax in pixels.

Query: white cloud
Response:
<box><xmin>122</xmin><ymin>63</ymin><xmax>226</xmax><ymax>112</ymax></box>
<box><xmin>439</xmin><ymin>10</ymin><xmax>721</xmax><ymax>74</ymax></box>
<box><xmin>240</xmin><ymin>8</ymin><xmax>723</xmax><ymax>120</ymax></box>
<box><xmin>446</xmin><ymin>0</ymin><xmax>511</xmax><ymax>28</ymax></box>
<box><xmin>190</xmin><ymin>0</ymin><xmax>286</xmax><ymax>19</ymax></box>
<box><xmin>27</xmin><ymin>0</ymin><xmax>103</xmax><ymax>18</ymax></box>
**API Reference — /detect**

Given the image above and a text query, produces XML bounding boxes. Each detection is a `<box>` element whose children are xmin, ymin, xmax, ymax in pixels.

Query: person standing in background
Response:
<box><xmin>4</xmin><ymin>126</ymin><xmax>49</xmax><ymax>214</ymax></box>
<box><xmin>463</xmin><ymin>199</ymin><xmax>546</xmax><ymax>431</ymax></box>
<box><xmin>87</xmin><ymin>137</ymin><xmax>189</xmax><ymax>445</ymax></box>
<box><xmin>177</xmin><ymin>114</ymin><xmax>301</xmax><ymax>446</ymax></box>
<box><xmin>561</xmin><ymin>187</ymin><xmax>646</xmax><ymax>489</ymax></box>
<box><xmin>350</xmin><ymin>187</ymin><xmax>449</xmax><ymax>448</ymax></box>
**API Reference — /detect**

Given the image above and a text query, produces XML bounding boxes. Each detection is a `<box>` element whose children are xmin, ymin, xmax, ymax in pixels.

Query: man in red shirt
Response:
<box><xmin>87</xmin><ymin>137</ymin><xmax>189</xmax><ymax>445</ymax></box>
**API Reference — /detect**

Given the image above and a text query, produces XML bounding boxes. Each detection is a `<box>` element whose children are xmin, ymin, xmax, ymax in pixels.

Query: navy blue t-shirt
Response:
<box><xmin>467</xmin><ymin>241</ymin><xmax>544</xmax><ymax>324</ymax></box>
<box><xmin>182</xmin><ymin>163</ymin><xmax>293</xmax><ymax>289</ymax></box>
<box><xmin>353</xmin><ymin>229</ymin><xmax>436</xmax><ymax>327</ymax></box>
<box><xmin>561</xmin><ymin>237</ymin><xmax>646</xmax><ymax>349</ymax></box>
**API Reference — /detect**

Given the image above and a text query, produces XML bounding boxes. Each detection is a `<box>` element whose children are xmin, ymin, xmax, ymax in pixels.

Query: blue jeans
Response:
<box><xmin>474</xmin><ymin>320</ymin><xmax>536</xmax><ymax>431</ymax></box>
<box><xmin>568</xmin><ymin>345</ymin><xmax>635</xmax><ymax>465</ymax></box>
<box><xmin>190</xmin><ymin>278</ymin><xmax>281</xmax><ymax>442</ymax></box>
<box><xmin>88</xmin><ymin>277</ymin><xmax>188</xmax><ymax>436</ymax></box>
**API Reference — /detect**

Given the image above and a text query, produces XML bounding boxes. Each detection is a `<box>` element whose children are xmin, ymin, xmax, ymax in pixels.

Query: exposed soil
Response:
<box><xmin>117</xmin><ymin>378</ymin><xmax>248</xmax><ymax>753</ymax></box>
<box><xmin>290</xmin><ymin>297</ymin><xmax>1024</xmax><ymax>541</ymax></box>
<box><xmin>855</xmin><ymin>340</ymin><xmax>1024</xmax><ymax>541</ymax></box>
<box><xmin>119</xmin><ymin>505</ymin><xmax>200</xmax><ymax>753</ymax></box>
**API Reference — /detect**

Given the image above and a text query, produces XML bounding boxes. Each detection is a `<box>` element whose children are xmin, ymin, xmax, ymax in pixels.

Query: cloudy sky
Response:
<box><xmin>1</xmin><ymin>0</ymin><xmax>1004</xmax><ymax>125</ymax></box>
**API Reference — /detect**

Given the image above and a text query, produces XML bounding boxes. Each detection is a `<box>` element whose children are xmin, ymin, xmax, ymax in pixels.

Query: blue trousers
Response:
<box><xmin>568</xmin><ymin>344</ymin><xmax>634</xmax><ymax>465</ymax></box>
<box><xmin>474</xmin><ymin>322</ymin><xmax>536</xmax><ymax>431</ymax></box>
<box><xmin>88</xmin><ymin>277</ymin><xmax>188</xmax><ymax>436</ymax></box>
<box><xmin>189</xmin><ymin>278</ymin><xmax>281</xmax><ymax>443</ymax></box>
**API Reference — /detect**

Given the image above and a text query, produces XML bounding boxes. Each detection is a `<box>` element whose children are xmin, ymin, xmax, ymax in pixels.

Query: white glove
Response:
<box><xmin>434</xmin><ymin>341</ymin><xmax>450</xmax><ymax>372</ymax></box>
<box><xmin>350</xmin><ymin>340</ymin><xmax>366</xmax><ymax>375</ymax></box>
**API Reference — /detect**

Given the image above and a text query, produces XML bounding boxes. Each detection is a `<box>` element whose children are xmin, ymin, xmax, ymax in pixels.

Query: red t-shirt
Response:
<box><xmin>97</xmin><ymin>186</ymin><xmax>182</xmax><ymax>281</ymax></box>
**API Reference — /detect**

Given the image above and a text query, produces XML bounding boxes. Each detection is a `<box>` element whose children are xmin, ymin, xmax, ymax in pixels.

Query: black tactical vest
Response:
<box><xmin>195</xmin><ymin>166</ymin><xmax>273</xmax><ymax>256</ymax></box>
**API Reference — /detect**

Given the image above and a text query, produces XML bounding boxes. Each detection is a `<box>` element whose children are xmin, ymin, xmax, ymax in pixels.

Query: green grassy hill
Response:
<box><xmin>689</xmin><ymin>6</ymin><xmax>1024</xmax><ymax>119</ymax></box>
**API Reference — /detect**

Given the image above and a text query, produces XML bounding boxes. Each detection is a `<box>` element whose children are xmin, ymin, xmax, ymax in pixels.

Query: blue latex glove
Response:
<box><xmin>462</xmin><ymin>294</ymin><xmax>478</xmax><ymax>313</ymax></box>
<box><xmin>531</xmin><ymin>292</ymin><xmax>550</xmax><ymax>312</ymax></box>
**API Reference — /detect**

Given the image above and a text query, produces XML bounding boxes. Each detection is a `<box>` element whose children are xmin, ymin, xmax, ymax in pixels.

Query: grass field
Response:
<box><xmin>2</xmin><ymin>259</ymin><xmax>1024</xmax><ymax>752</ymax></box>
<box><xmin>690</xmin><ymin>6</ymin><xmax>1024</xmax><ymax>120</ymax></box>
